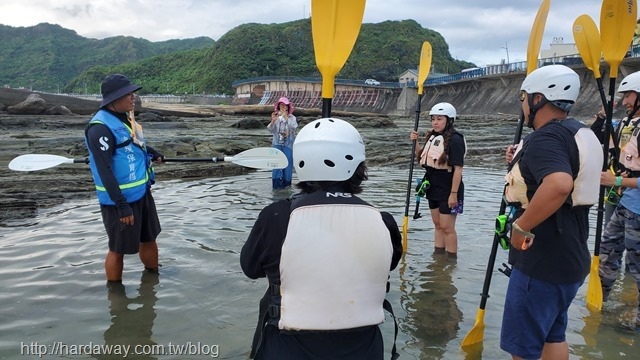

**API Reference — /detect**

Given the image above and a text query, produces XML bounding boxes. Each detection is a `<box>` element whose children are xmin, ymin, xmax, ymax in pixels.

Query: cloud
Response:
<box><xmin>0</xmin><ymin>0</ymin><xmax>623</xmax><ymax>67</ymax></box>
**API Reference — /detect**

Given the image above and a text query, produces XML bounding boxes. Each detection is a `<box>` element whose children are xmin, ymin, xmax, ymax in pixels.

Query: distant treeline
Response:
<box><xmin>0</xmin><ymin>19</ymin><xmax>475</xmax><ymax>95</ymax></box>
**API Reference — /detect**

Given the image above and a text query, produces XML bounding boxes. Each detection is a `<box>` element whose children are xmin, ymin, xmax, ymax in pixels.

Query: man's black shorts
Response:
<box><xmin>100</xmin><ymin>190</ymin><xmax>161</xmax><ymax>254</ymax></box>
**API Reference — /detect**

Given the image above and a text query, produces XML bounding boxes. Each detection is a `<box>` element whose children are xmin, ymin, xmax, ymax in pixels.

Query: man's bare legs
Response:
<box><xmin>105</xmin><ymin>251</ymin><xmax>124</xmax><ymax>281</ymax></box>
<box><xmin>139</xmin><ymin>241</ymin><xmax>159</xmax><ymax>272</ymax></box>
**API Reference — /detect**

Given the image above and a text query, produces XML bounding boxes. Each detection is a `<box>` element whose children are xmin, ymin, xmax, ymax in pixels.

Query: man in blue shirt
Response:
<box><xmin>599</xmin><ymin>71</ymin><xmax>640</xmax><ymax>327</ymax></box>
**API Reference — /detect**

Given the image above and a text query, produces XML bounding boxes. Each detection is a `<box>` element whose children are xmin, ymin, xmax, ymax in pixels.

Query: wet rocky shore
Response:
<box><xmin>0</xmin><ymin>101</ymin><xmax>520</xmax><ymax>224</ymax></box>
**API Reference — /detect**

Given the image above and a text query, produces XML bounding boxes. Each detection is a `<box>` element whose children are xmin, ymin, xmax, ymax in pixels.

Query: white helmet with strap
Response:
<box><xmin>429</xmin><ymin>102</ymin><xmax>457</xmax><ymax>122</ymax></box>
<box><xmin>520</xmin><ymin>64</ymin><xmax>580</xmax><ymax>112</ymax></box>
<box><xmin>293</xmin><ymin>118</ymin><xmax>365</xmax><ymax>182</ymax></box>
<box><xmin>618</xmin><ymin>71</ymin><xmax>640</xmax><ymax>119</ymax></box>
<box><xmin>618</xmin><ymin>71</ymin><xmax>640</xmax><ymax>93</ymax></box>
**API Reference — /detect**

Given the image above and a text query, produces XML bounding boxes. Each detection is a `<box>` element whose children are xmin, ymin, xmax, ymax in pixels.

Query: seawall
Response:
<box><xmin>405</xmin><ymin>57</ymin><xmax>640</xmax><ymax>120</ymax></box>
<box><xmin>235</xmin><ymin>57</ymin><xmax>640</xmax><ymax>120</ymax></box>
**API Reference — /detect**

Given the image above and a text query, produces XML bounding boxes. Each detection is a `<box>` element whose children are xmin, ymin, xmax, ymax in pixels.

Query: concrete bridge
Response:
<box><xmin>231</xmin><ymin>76</ymin><xmax>401</xmax><ymax>113</ymax></box>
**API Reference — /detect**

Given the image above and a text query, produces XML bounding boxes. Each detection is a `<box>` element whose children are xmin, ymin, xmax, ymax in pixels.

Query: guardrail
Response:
<box><xmin>233</xmin><ymin>44</ymin><xmax>640</xmax><ymax>89</ymax></box>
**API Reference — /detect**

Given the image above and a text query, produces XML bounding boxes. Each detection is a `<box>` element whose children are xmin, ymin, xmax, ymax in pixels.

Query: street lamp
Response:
<box><xmin>501</xmin><ymin>42</ymin><xmax>510</xmax><ymax>72</ymax></box>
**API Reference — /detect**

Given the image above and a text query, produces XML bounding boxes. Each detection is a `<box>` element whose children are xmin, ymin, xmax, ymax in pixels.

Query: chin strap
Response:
<box><xmin>627</xmin><ymin>96</ymin><xmax>640</xmax><ymax>120</ymax></box>
<box><xmin>526</xmin><ymin>94</ymin><xmax>545</xmax><ymax>129</ymax></box>
<box><xmin>526</xmin><ymin>94</ymin><xmax>571</xmax><ymax>129</ymax></box>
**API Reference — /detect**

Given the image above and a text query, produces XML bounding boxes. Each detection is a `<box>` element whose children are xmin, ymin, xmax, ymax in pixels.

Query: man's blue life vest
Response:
<box><xmin>86</xmin><ymin>109</ymin><xmax>151</xmax><ymax>205</ymax></box>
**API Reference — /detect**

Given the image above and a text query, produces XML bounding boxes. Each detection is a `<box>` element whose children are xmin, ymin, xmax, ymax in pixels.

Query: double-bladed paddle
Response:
<box><xmin>572</xmin><ymin>13</ymin><xmax>607</xmax><ymax>313</ymax></box>
<box><xmin>8</xmin><ymin>147</ymin><xmax>289</xmax><ymax>172</ymax></box>
<box><xmin>401</xmin><ymin>41</ymin><xmax>433</xmax><ymax>253</ymax></box>
<box><xmin>577</xmin><ymin>0</ymin><xmax>638</xmax><ymax>312</ymax></box>
<box><xmin>311</xmin><ymin>0</ymin><xmax>366</xmax><ymax>117</ymax></box>
<box><xmin>461</xmin><ymin>0</ymin><xmax>551</xmax><ymax>349</ymax></box>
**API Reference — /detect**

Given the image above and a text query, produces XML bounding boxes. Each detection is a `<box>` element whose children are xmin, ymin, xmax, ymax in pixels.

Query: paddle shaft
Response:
<box><xmin>474</xmin><ymin>0</ymin><xmax>548</xmax><ymax>309</ymax></box>
<box><xmin>472</xmin><ymin>0</ymin><xmax>546</xmax><ymax>312</ymax></box>
<box><xmin>403</xmin><ymin>93</ymin><xmax>424</xmax><ymax>219</ymax></box>
<box><xmin>67</xmin><ymin>158</ymin><xmax>228</xmax><ymax>163</ymax></box>
<box><xmin>322</xmin><ymin>98</ymin><xmax>332</xmax><ymax>118</ymax></box>
<box><xmin>49</xmin><ymin>158</ymin><xmax>90</xmax><ymax>164</ymax></box>
<box><xmin>164</xmin><ymin>158</ymin><xmax>224</xmax><ymax>162</ymax></box>
<box><xmin>476</xmin><ymin>112</ymin><xmax>524</xmax><ymax>311</ymax></box>
<box><xmin>10</xmin><ymin>148</ymin><xmax>285</xmax><ymax>171</ymax></box>
<box><xmin>596</xmin><ymin>78</ymin><xmax>620</xmax><ymax>162</ymax></box>
<box><xmin>592</xmin><ymin>77</ymin><xmax>619</xmax><ymax>256</ymax></box>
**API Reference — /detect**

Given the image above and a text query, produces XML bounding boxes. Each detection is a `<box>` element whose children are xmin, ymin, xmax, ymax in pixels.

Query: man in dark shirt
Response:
<box><xmin>501</xmin><ymin>65</ymin><xmax>602</xmax><ymax>359</ymax></box>
<box><xmin>85</xmin><ymin>74</ymin><xmax>164</xmax><ymax>283</ymax></box>
<box><xmin>241</xmin><ymin>118</ymin><xmax>403</xmax><ymax>360</ymax></box>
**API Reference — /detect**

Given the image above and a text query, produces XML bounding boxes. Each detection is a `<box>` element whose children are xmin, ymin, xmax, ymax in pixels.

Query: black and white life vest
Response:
<box><xmin>505</xmin><ymin>119</ymin><xmax>602</xmax><ymax>209</ymax></box>
<box><xmin>278</xmin><ymin>191</ymin><xmax>394</xmax><ymax>330</ymax></box>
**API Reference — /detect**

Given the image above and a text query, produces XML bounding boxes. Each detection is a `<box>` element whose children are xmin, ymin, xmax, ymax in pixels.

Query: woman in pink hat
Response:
<box><xmin>267</xmin><ymin>97</ymin><xmax>298</xmax><ymax>188</ymax></box>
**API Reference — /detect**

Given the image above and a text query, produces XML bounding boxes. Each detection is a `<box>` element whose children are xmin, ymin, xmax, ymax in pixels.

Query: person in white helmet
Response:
<box><xmin>409</xmin><ymin>102</ymin><xmax>466</xmax><ymax>256</ymax></box>
<box><xmin>240</xmin><ymin>118</ymin><xmax>403</xmax><ymax>360</ymax></box>
<box><xmin>598</xmin><ymin>70</ymin><xmax>640</xmax><ymax>323</ymax></box>
<box><xmin>501</xmin><ymin>65</ymin><xmax>602</xmax><ymax>359</ymax></box>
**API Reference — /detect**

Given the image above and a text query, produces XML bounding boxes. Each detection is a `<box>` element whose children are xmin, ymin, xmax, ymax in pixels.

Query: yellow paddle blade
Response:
<box><xmin>586</xmin><ymin>255</ymin><xmax>603</xmax><ymax>311</ymax></box>
<box><xmin>417</xmin><ymin>41</ymin><xmax>432</xmax><ymax>95</ymax></box>
<box><xmin>461</xmin><ymin>308</ymin><xmax>486</xmax><ymax>348</ymax></box>
<box><xmin>573</xmin><ymin>14</ymin><xmax>602</xmax><ymax>78</ymax></box>
<box><xmin>311</xmin><ymin>0</ymin><xmax>366</xmax><ymax>99</ymax></box>
<box><xmin>600</xmin><ymin>0</ymin><xmax>637</xmax><ymax>78</ymax></box>
<box><xmin>526</xmin><ymin>0</ymin><xmax>551</xmax><ymax>74</ymax></box>
<box><xmin>401</xmin><ymin>216</ymin><xmax>408</xmax><ymax>252</ymax></box>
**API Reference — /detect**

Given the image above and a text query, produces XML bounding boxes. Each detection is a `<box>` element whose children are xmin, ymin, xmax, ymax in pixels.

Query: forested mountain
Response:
<box><xmin>0</xmin><ymin>23</ymin><xmax>214</xmax><ymax>92</ymax></box>
<box><xmin>1</xmin><ymin>20</ymin><xmax>474</xmax><ymax>95</ymax></box>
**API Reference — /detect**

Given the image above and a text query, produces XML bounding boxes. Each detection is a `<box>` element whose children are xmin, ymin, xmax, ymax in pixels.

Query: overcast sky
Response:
<box><xmin>0</xmin><ymin>0</ymin><xmax>620</xmax><ymax>67</ymax></box>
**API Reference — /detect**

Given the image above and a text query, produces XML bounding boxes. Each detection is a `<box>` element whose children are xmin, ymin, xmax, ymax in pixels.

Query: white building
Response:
<box><xmin>540</xmin><ymin>37</ymin><xmax>579</xmax><ymax>63</ymax></box>
<box><xmin>398</xmin><ymin>68</ymin><xmax>448</xmax><ymax>87</ymax></box>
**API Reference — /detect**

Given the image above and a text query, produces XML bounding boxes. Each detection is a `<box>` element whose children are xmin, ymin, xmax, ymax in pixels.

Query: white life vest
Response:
<box><xmin>571</xmin><ymin>127</ymin><xmax>602</xmax><ymax>206</ymax></box>
<box><xmin>618</xmin><ymin>117</ymin><xmax>640</xmax><ymax>172</ymax></box>
<box><xmin>420</xmin><ymin>134</ymin><xmax>451</xmax><ymax>171</ymax></box>
<box><xmin>278</xmin><ymin>203</ymin><xmax>393</xmax><ymax>331</ymax></box>
<box><xmin>504</xmin><ymin>140</ymin><xmax>529</xmax><ymax>208</ymax></box>
<box><xmin>505</xmin><ymin>120</ymin><xmax>602</xmax><ymax>208</ymax></box>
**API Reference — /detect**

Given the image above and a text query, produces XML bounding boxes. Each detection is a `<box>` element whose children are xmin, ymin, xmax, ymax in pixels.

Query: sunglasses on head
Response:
<box><xmin>519</xmin><ymin>90</ymin><xmax>527</xmax><ymax>103</ymax></box>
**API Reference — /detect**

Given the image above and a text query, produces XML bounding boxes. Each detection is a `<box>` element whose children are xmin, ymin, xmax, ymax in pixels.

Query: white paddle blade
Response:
<box><xmin>8</xmin><ymin>154</ymin><xmax>74</xmax><ymax>171</ymax></box>
<box><xmin>224</xmin><ymin>147</ymin><xmax>288</xmax><ymax>170</ymax></box>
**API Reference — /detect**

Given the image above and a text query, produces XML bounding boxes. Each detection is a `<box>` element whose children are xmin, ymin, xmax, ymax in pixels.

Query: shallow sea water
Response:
<box><xmin>0</xmin><ymin>166</ymin><xmax>637</xmax><ymax>359</ymax></box>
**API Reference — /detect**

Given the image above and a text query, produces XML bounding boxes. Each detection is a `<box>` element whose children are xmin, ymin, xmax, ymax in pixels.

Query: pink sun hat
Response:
<box><xmin>274</xmin><ymin>97</ymin><xmax>294</xmax><ymax>114</ymax></box>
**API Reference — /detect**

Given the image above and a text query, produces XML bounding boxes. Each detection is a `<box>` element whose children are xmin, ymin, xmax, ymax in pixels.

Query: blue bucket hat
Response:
<box><xmin>100</xmin><ymin>74</ymin><xmax>142</xmax><ymax>108</ymax></box>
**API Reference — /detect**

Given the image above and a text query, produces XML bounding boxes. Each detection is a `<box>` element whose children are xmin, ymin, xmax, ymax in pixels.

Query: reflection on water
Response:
<box><xmin>0</xmin><ymin>166</ymin><xmax>638</xmax><ymax>359</ymax></box>
<box><xmin>401</xmin><ymin>251</ymin><xmax>462</xmax><ymax>360</ymax></box>
<box><xmin>101</xmin><ymin>272</ymin><xmax>159</xmax><ymax>360</ymax></box>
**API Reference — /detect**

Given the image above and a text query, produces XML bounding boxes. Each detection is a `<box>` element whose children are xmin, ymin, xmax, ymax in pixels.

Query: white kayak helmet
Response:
<box><xmin>520</xmin><ymin>64</ymin><xmax>580</xmax><ymax>111</ymax></box>
<box><xmin>617</xmin><ymin>71</ymin><xmax>640</xmax><ymax>93</ymax></box>
<box><xmin>429</xmin><ymin>102</ymin><xmax>457</xmax><ymax>121</ymax></box>
<box><xmin>293</xmin><ymin>118</ymin><xmax>365</xmax><ymax>182</ymax></box>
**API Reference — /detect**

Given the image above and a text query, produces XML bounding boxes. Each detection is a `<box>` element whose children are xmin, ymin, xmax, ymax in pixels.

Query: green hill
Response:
<box><xmin>1</xmin><ymin>19</ymin><xmax>474</xmax><ymax>95</ymax></box>
<box><xmin>0</xmin><ymin>22</ymin><xmax>214</xmax><ymax>92</ymax></box>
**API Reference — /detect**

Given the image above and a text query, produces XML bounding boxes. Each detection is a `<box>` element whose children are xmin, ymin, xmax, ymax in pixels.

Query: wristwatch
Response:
<box><xmin>512</xmin><ymin>221</ymin><xmax>535</xmax><ymax>250</ymax></box>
